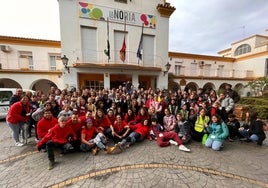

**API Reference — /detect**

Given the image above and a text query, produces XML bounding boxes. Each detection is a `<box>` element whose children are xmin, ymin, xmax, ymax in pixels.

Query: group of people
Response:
<box><xmin>5</xmin><ymin>84</ymin><xmax>266</xmax><ymax>170</ymax></box>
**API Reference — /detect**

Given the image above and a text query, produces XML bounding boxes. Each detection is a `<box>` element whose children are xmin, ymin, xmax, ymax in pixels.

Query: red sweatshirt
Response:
<box><xmin>37</xmin><ymin>124</ymin><xmax>76</xmax><ymax>148</ymax></box>
<box><xmin>66</xmin><ymin>118</ymin><xmax>84</xmax><ymax>137</ymax></box>
<box><xmin>37</xmin><ymin>117</ymin><xmax>58</xmax><ymax>140</ymax></box>
<box><xmin>93</xmin><ymin>116</ymin><xmax>111</xmax><ymax>130</ymax></box>
<box><xmin>130</xmin><ymin>123</ymin><xmax>150</xmax><ymax>138</ymax></box>
<box><xmin>6</xmin><ymin>101</ymin><xmax>31</xmax><ymax>124</ymax></box>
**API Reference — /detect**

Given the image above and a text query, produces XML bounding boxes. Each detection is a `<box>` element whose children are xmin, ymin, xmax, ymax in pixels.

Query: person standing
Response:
<box><xmin>6</xmin><ymin>94</ymin><xmax>31</xmax><ymax>146</ymax></box>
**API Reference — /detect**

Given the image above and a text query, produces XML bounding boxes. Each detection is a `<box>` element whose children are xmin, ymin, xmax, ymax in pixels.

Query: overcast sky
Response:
<box><xmin>0</xmin><ymin>0</ymin><xmax>268</xmax><ymax>56</ymax></box>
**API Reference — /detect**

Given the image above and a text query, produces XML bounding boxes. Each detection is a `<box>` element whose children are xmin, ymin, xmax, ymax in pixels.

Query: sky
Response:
<box><xmin>0</xmin><ymin>0</ymin><xmax>268</xmax><ymax>56</ymax></box>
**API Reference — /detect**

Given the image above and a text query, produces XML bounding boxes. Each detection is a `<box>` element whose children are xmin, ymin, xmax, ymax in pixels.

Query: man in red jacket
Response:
<box><xmin>37</xmin><ymin>116</ymin><xmax>77</xmax><ymax>170</ymax></box>
<box><xmin>36</xmin><ymin>109</ymin><xmax>58</xmax><ymax>141</ymax></box>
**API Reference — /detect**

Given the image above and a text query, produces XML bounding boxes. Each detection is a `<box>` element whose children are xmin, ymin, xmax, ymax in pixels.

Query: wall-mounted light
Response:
<box><xmin>61</xmin><ymin>55</ymin><xmax>70</xmax><ymax>73</ymax></box>
<box><xmin>163</xmin><ymin>62</ymin><xmax>171</xmax><ymax>76</ymax></box>
<box><xmin>199</xmin><ymin>61</ymin><xmax>205</xmax><ymax>68</ymax></box>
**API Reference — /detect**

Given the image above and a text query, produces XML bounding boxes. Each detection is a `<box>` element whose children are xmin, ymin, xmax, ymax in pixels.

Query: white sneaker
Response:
<box><xmin>178</xmin><ymin>144</ymin><xmax>190</xmax><ymax>152</ymax></box>
<box><xmin>169</xmin><ymin>140</ymin><xmax>178</xmax><ymax>146</ymax></box>
<box><xmin>15</xmin><ymin>142</ymin><xmax>24</xmax><ymax>147</ymax></box>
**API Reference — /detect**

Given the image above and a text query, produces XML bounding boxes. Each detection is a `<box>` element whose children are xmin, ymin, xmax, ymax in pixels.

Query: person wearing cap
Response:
<box><xmin>149</xmin><ymin>118</ymin><xmax>190</xmax><ymax>152</ymax></box>
<box><xmin>80</xmin><ymin>118</ymin><xmax>116</xmax><ymax>155</ymax></box>
<box><xmin>37</xmin><ymin>116</ymin><xmax>77</xmax><ymax>170</ymax></box>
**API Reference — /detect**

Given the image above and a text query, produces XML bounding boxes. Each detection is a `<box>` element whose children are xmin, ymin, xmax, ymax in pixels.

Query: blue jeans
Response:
<box><xmin>7</xmin><ymin>121</ymin><xmax>23</xmax><ymax>143</ymax></box>
<box><xmin>249</xmin><ymin>134</ymin><xmax>259</xmax><ymax>142</ymax></box>
<box><xmin>205</xmin><ymin>138</ymin><xmax>223</xmax><ymax>151</ymax></box>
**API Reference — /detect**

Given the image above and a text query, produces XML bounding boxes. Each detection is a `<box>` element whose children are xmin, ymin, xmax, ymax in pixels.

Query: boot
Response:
<box><xmin>105</xmin><ymin>146</ymin><xmax>116</xmax><ymax>154</ymax></box>
<box><xmin>91</xmin><ymin>147</ymin><xmax>99</xmax><ymax>155</ymax></box>
<box><xmin>48</xmin><ymin>159</ymin><xmax>55</xmax><ymax>170</ymax></box>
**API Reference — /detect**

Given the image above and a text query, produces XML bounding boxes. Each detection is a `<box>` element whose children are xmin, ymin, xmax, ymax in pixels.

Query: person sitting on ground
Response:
<box><xmin>163</xmin><ymin>108</ymin><xmax>176</xmax><ymax>132</ymax></box>
<box><xmin>117</xmin><ymin>119</ymin><xmax>151</xmax><ymax>149</ymax></box>
<box><xmin>93</xmin><ymin>108</ymin><xmax>112</xmax><ymax>137</ymax></box>
<box><xmin>66</xmin><ymin>113</ymin><xmax>84</xmax><ymax>150</ymax></box>
<box><xmin>80</xmin><ymin>118</ymin><xmax>116</xmax><ymax>155</ymax></box>
<box><xmin>174</xmin><ymin>113</ymin><xmax>193</xmax><ymax>144</ymax></box>
<box><xmin>150</xmin><ymin>118</ymin><xmax>190</xmax><ymax>152</ymax></box>
<box><xmin>226</xmin><ymin>114</ymin><xmax>240</xmax><ymax>141</ymax></box>
<box><xmin>106</xmin><ymin>115</ymin><xmax>130</xmax><ymax>143</ymax></box>
<box><xmin>204</xmin><ymin>114</ymin><xmax>229</xmax><ymax>151</ymax></box>
<box><xmin>37</xmin><ymin>116</ymin><xmax>77</xmax><ymax>170</ymax></box>
<box><xmin>238</xmin><ymin>110</ymin><xmax>266</xmax><ymax>145</ymax></box>
<box><xmin>192</xmin><ymin>108</ymin><xmax>210</xmax><ymax>142</ymax></box>
<box><xmin>123</xmin><ymin>108</ymin><xmax>136</xmax><ymax>125</ymax></box>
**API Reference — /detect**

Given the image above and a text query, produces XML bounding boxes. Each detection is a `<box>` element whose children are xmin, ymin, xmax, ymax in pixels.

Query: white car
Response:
<box><xmin>0</xmin><ymin>88</ymin><xmax>36</xmax><ymax>119</ymax></box>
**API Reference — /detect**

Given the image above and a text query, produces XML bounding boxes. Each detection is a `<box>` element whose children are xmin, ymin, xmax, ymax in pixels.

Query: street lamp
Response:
<box><xmin>61</xmin><ymin>55</ymin><xmax>70</xmax><ymax>73</ymax></box>
<box><xmin>163</xmin><ymin>62</ymin><xmax>171</xmax><ymax>76</ymax></box>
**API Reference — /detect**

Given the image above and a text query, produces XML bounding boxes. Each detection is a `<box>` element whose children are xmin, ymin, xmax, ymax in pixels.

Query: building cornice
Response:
<box><xmin>0</xmin><ymin>69</ymin><xmax>62</xmax><ymax>75</ymax></box>
<box><xmin>73</xmin><ymin>63</ymin><xmax>162</xmax><ymax>71</ymax></box>
<box><xmin>169</xmin><ymin>52</ymin><xmax>235</xmax><ymax>62</ymax></box>
<box><xmin>157</xmin><ymin>2</ymin><xmax>176</xmax><ymax>18</ymax></box>
<box><xmin>0</xmin><ymin>35</ymin><xmax>61</xmax><ymax>48</ymax></box>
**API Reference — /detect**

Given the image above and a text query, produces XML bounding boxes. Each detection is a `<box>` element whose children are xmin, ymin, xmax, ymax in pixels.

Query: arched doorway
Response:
<box><xmin>31</xmin><ymin>79</ymin><xmax>58</xmax><ymax>93</ymax></box>
<box><xmin>0</xmin><ymin>78</ymin><xmax>21</xmax><ymax>88</ymax></box>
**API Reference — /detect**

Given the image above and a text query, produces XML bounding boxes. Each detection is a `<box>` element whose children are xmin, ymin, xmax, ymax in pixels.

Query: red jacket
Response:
<box><xmin>37</xmin><ymin>124</ymin><xmax>76</xmax><ymax>148</ymax></box>
<box><xmin>6</xmin><ymin>101</ymin><xmax>31</xmax><ymax>124</ymax></box>
<box><xmin>113</xmin><ymin>121</ymin><xmax>127</xmax><ymax>134</ymax></box>
<box><xmin>81</xmin><ymin>127</ymin><xmax>97</xmax><ymax>141</ymax></box>
<box><xmin>37</xmin><ymin>117</ymin><xmax>58</xmax><ymax>140</ymax></box>
<box><xmin>66</xmin><ymin>118</ymin><xmax>84</xmax><ymax>138</ymax></box>
<box><xmin>130</xmin><ymin>123</ymin><xmax>150</xmax><ymax>138</ymax></box>
<box><xmin>93</xmin><ymin>115</ymin><xmax>111</xmax><ymax>130</ymax></box>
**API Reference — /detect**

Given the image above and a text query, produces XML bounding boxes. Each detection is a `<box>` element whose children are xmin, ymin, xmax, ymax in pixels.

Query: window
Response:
<box><xmin>115</xmin><ymin>0</ymin><xmax>127</xmax><ymax>3</ymax></box>
<box><xmin>81</xmin><ymin>26</ymin><xmax>97</xmax><ymax>62</ymax></box>
<box><xmin>49</xmin><ymin>55</ymin><xmax>61</xmax><ymax>70</ymax></box>
<box><xmin>174</xmin><ymin>65</ymin><xmax>181</xmax><ymax>75</ymax></box>
<box><xmin>234</xmin><ymin>44</ymin><xmax>251</xmax><ymax>56</ymax></box>
<box><xmin>28</xmin><ymin>56</ymin><xmax>33</xmax><ymax>70</ymax></box>
<box><xmin>19</xmin><ymin>51</ymin><xmax>32</xmax><ymax>69</ymax></box>
<box><xmin>85</xmin><ymin>80</ymin><xmax>104</xmax><ymax>90</ymax></box>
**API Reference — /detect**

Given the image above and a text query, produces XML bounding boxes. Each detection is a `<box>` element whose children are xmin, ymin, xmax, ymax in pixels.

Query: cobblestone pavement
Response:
<box><xmin>0</xmin><ymin>120</ymin><xmax>268</xmax><ymax>188</ymax></box>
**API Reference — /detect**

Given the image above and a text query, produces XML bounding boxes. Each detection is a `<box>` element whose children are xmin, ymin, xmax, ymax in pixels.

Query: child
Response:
<box><xmin>226</xmin><ymin>114</ymin><xmax>240</xmax><ymax>141</ymax></box>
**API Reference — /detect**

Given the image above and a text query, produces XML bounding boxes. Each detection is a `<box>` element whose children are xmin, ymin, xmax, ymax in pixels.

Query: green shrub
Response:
<box><xmin>237</xmin><ymin>97</ymin><xmax>268</xmax><ymax>119</ymax></box>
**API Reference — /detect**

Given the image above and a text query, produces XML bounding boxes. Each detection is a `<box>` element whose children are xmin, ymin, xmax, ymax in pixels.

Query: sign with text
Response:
<box><xmin>78</xmin><ymin>2</ymin><xmax>156</xmax><ymax>28</ymax></box>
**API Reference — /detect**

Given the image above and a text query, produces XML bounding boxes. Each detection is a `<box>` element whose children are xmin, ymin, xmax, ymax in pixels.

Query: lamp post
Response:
<box><xmin>163</xmin><ymin>62</ymin><xmax>171</xmax><ymax>76</ymax></box>
<box><xmin>61</xmin><ymin>55</ymin><xmax>70</xmax><ymax>73</ymax></box>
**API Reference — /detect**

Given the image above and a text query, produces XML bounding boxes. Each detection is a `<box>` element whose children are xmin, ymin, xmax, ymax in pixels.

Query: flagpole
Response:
<box><xmin>107</xmin><ymin>18</ymin><xmax>110</xmax><ymax>62</ymax></box>
<box><xmin>137</xmin><ymin>24</ymin><xmax>144</xmax><ymax>65</ymax></box>
<box><xmin>104</xmin><ymin>17</ymin><xmax>110</xmax><ymax>62</ymax></box>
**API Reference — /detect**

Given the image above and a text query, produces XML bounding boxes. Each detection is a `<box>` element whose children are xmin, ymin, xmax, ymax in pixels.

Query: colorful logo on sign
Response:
<box><xmin>78</xmin><ymin>2</ymin><xmax>156</xmax><ymax>28</ymax></box>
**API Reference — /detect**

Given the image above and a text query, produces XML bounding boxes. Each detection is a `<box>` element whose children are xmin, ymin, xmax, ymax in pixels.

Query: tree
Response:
<box><xmin>244</xmin><ymin>77</ymin><xmax>268</xmax><ymax>96</ymax></box>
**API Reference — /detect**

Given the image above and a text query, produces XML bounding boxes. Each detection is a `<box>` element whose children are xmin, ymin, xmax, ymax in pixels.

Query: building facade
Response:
<box><xmin>0</xmin><ymin>36</ymin><xmax>62</xmax><ymax>92</ymax></box>
<box><xmin>169</xmin><ymin>29</ymin><xmax>268</xmax><ymax>96</ymax></box>
<box><xmin>0</xmin><ymin>0</ymin><xmax>267</xmax><ymax>97</ymax></box>
<box><xmin>58</xmin><ymin>0</ymin><xmax>175</xmax><ymax>90</ymax></box>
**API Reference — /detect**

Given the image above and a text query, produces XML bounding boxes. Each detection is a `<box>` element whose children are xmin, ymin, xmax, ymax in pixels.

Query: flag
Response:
<box><xmin>104</xmin><ymin>39</ymin><xmax>110</xmax><ymax>60</ymax></box>
<box><xmin>104</xmin><ymin>18</ymin><xmax>110</xmax><ymax>61</ymax></box>
<box><xmin>137</xmin><ymin>24</ymin><xmax>144</xmax><ymax>61</ymax></box>
<box><xmin>120</xmin><ymin>36</ymin><xmax>126</xmax><ymax>62</ymax></box>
